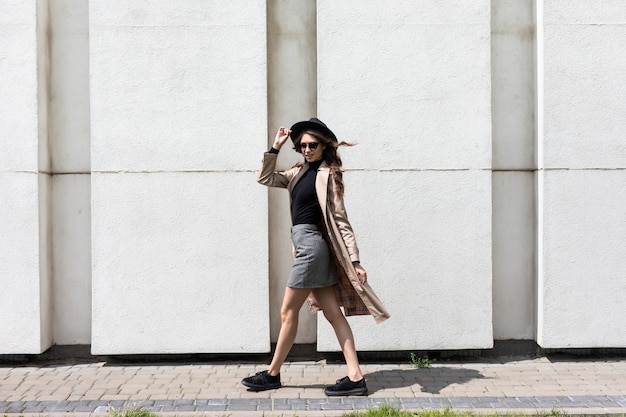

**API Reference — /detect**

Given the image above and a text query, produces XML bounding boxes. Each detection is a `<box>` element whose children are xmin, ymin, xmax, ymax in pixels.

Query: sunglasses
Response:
<box><xmin>300</xmin><ymin>142</ymin><xmax>320</xmax><ymax>151</ymax></box>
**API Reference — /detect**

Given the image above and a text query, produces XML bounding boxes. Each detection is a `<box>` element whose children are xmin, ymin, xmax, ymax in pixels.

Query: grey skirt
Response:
<box><xmin>287</xmin><ymin>224</ymin><xmax>339</xmax><ymax>289</ymax></box>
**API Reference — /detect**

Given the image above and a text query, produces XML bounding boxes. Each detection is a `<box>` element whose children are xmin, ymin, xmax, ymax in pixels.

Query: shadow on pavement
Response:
<box><xmin>365</xmin><ymin>366</ymin><xmax>485</xmax><ymax>395</ymax></box>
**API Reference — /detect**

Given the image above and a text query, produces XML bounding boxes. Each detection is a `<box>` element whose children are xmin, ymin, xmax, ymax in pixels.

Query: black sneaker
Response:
<box><xmin>324</xmin><ymin>376</ymin><xmax>368</xmax><ymax>396</ymax></box>
<box><xmin>241</xmin><ymin>370</ymin><xmax>281</xmax><ymax>391</ymax></box>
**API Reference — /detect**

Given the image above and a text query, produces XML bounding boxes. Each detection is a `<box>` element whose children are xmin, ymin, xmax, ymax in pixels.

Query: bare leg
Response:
<box><xmin>311</xmin><ymin>286</ymin><xmax>364</xmax><ymax>381</ymax></box>
<box><xmin>268</xmin><ymin>287</ymin><xmax>310</xmax><ymax>376</ymax></box>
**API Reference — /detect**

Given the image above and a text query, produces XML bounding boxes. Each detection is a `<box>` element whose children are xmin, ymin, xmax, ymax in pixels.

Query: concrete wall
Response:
<box><xmin>316</xmin><ymin>1</ymin><xmax>494</xmax><ymax>350</ymax></box>
<box><xmin>2</xmin><ymin>1</ymin><xmax>626</xmax><ymax>354</ymax></box>
<box><xmin>89</xmin><ymin>0</ymin><xmax>270</xmax><ymax>354</ymax></box>
<box><xmin>537</xmin><ymin>0</ymin><xmax>626</xmax><ymax>347</ymax></box>
<box><xmin>0</xmin><ymin>0</ymin><xmax>52</xmax><ymax>354</ymax></box>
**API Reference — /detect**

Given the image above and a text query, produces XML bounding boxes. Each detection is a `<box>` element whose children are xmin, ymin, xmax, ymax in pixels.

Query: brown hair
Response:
<box><xmin>293</xmin><ymin>130</ymin><xmax>354</xmax><ymax>197</ymax></box>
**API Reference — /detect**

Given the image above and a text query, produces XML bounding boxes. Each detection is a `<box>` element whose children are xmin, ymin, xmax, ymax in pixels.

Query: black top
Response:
<box><xmin>291</xmin><ymin>160</ymin><xmax>323</xmax><ymax>225</ymax></box>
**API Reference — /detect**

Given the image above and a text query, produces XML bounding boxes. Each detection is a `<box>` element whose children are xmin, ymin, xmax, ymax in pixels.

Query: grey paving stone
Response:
<box><xmin>141</xmin><ymin>405</ymin><xmax>163</xmax><ymax>412</ymax></box>
<box><xmin>173</xmin><ymin>398</ymin><xmax>194</xmax><ymax>405</ymax></box>
<box><xmin>289</xmin><ymin>401</ymin><xmax>309</xmax><ymax>411</ymax></box>
<box><xmin>493</xmin><ymin>397</ymin><xmax>524</xmax><ymax>406</ymax></box>
<box><xmin>324</xmin><ymin>397</ymin><xmax>345</xmax><ymax>403</ymax></box>
<box><xmin>321</xmin><ymin>402</ymin><xmax>355</xmax><ymax>410</ymax></box>
<box><xmin>94</xmin><ymin>405</ymin><xmax>113</xmax><ymax>413</ymax></box>
<box><xmin>231</xmin><ymin>398</ymin><xmax>260</xmax><ymax>405</ymax></box>
<box><xmin>427</xmin><ymin>398</ymin><xmax>452</xmax><ymax>407</ymax></box>
<box><xmin>159</xmin><ymin>405</ymin><xmax>178</xmax><ymax>412</ymax></box>
<box><xmin>227</xmin><ymin>403</ymin><xmax>258</xmax><ymax>411</ymax></box>
<box><xmin>342</xmin><ymin>397</ymin><xmax>369</xmax><ymax>406</ymax></box>
<box><xmin>197</xmin><ymin>405</ymin><xmax>228</xmax><ymax>412</ymax></box>
<box><xmin>21</xmin><ymin>406</ymin><xmax>45</xmax><ymax>413</ymax></box>
<box><xmin>43</xmin><ymin>404</ymin><xmax>74</xmax><ymax>412</ymax></box>
<box><xmin>257</xmin><ymin>402</ymin><xmax>274</xmax><ymax>411</ymax></box>
<box><xmin>73</xmin><ymin>405</ymin><xmax>97</xmax><ymax>412</ymax></box>
<box><xmin>207</xmin><ymin>398</ymin><xmax>229</xmax><ymax>405</ymax></box>
<box><xmin>173</xmin><ymin>404</ymin><xmax>196</xmax><ymax>411</ymax></box>
<box><xmin>302</xmin><ymin>398</ymin><xmax>328</xmax><ymax>404</ymax></box>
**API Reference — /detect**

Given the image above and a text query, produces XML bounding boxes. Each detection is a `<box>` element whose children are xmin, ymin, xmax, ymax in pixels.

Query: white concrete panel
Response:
<box><xmin>492</xmin><ymin>172</ymin><xmax>535</xmax><ymax>340</ymax></box>
<box><xmin>317</xmin><ymin>1</ymin><xmax>492</xmax><ymax>350</ymax></box>
<box><xmin>89</xmin><ymin>0</ymin><xmax>266</xmax><ymax>171</ymax></box>
<box><xmin>538</xmin><ymin>170</ymin><xmax>626</xmax><ymax>348</ymax></box>
<box><xmin>90</xmin><ymin>0</ymin><xmax>270</xmax><ymax>354</ymax></box>
<box><xmin>0</xmin><ymin>0</ymin><xmax>38</xmax><ymax>172</ymax></box>
<box><xmin>0</xmin><ymin>0</ymin><xmax>52</xmax><ymax>354</ymax></box>
<box><xmin>317</xmin><ymin>0</ymin><xmax>491</xmax><ymax>170</ymax></box>
<box><xmin>91</xmin><ymin>172</ymin><xmax>269</xmax><ymax>354</ymax></box>
<box><xmin>318</xmin><ymin>170</ymin><xmax>493</xmax><ymax>350</ymax></box>
<box><xmin>544</xmin><ymin>0</ymin><xmax>626</xmax><ymax>23</ymax></box>
<box><xmin>543</xmin><ymin>7</ymin><xmax>626</xmax><ymax>168</ymax></box>
<box><xmin>52</xmin><ymin>174</ymin><xmax>92</xmax><ymax>345</ymax></box>
<box><xmin>91</xmin><ymin>1</ymin><xmax>263</xmax><ymax>27</ymax></box>
<box><xmin>0</xmin><ymin>173</ymin><xmax>44</xmax><ymax>353</ymax></box>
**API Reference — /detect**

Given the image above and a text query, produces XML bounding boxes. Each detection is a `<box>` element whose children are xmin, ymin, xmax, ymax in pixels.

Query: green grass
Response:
<box><xmin>342</xmin><ymin>407</ymin><xmax>571</xmax><ymax>417</ymax></box>
<box><xmin>343</xmin><ymin>406</ymin><xmax>459</xmax><ymax>417</ymax></box>
<box><xmin>109</xmin><ymin>407</ymin><xmax>161</xmax><ymax>417</ymax></box>
<box><xmin>410</xmin><ymin>353</ymin><xmax>436</xmax><ymax>368</ymax></box>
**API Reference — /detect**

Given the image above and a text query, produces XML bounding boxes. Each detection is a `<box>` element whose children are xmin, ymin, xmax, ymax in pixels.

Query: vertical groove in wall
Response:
<box><xmin>37</xmin><ymin>0</ymin><xmax>53</xmax><ymax>351</ymax></box>
<box><xmin>534</xmin><ymin>0</ymin><xmax>544</xmax><ymax>344</ymax></box>
<box><xmin>49</xmin><ymin>0</ymin><xmax>92</xmax><ymax>345</ymax></box>
<box><xmin>266</xmin><ymin>0</ymin><xmax>317</xmax><ymax>343</ymax></box>
<box><xmin>491</xmin><ymin>0</ymin><xmax>537</xmax><ymax>340</ymax></box>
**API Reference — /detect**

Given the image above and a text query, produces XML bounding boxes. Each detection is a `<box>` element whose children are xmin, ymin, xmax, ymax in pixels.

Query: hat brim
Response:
<box><xmin>290</xmin><ymin>121</ymin><xmax>337</xmax><ymax>143</ymax></box>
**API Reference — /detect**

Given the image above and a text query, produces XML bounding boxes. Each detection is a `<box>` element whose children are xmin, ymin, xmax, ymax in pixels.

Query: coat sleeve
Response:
<box><xmin>257</xmin><ymin>152</ymin><xmax>299</xmax><ymax>188</ymax></box>
<box><xmin>329</xmin><ymin>176</ymin><xmax>360</xmax><ymax>263</ymax></box>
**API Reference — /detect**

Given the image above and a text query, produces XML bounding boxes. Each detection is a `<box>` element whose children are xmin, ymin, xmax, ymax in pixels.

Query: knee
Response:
<box><xmin>280</xmin><ymin>306</ymin><xmax>299</xmax><ymax>325</ymax></box>
<box><xmin>322</xmin><ymin>307</ymin><xmax>344</xmax><ymax>324</ymax></box>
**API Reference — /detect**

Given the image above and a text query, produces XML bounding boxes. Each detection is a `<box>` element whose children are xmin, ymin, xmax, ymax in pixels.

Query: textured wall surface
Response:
<box><xmin>537</xmin><ymin>0</ymin><xmax>626</xmax><ymax>347</ymax></box>
<box><xmin>3</xmin><ymin>1</ymin><xmax>626</xmax><ymax>354</ymax></box>
<box><xmin>316</xmin><ymin>1</ymin><xmax>493</xmax><ymax>350</ymax></box>
<box><xmin>0</xmin><ymin>0</ymin><xmax>51</xmax><ymax>354</ymax></box>
<box><xmin>89</xmin><ymin>0</ymin><xmax>270</xmax><ymax>354</ymax></box>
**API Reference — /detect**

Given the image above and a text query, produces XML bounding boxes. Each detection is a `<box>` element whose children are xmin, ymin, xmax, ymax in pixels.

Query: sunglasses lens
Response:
<box><xmin>301</xmin><ymin>142</ymin><xmax>319</xmax><ymax>150</ymax></box>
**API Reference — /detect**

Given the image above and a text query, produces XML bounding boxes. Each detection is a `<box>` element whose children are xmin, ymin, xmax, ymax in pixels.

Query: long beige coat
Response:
<box><xmin>257</xmin><ymin>152</ymin><xmax>390</xmax><ymax>324</ymax></box>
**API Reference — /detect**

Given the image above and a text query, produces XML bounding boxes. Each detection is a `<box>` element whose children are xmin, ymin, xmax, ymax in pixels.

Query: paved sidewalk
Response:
<box><xmin>1</xmin><ymin>355</ymin><xmax>626</xmax><ymax>416</ymax></box>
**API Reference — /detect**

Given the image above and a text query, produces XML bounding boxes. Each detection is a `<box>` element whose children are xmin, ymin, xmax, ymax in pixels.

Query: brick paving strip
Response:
<box><xmin>1</xmin><ymin>357</ymin><xmax>626</xmax><ymax>415</ymax></box>
<box><xmin>1</xmin><ymin>396</ymin><xmax>626</xmax><ymax>415</ymax></box>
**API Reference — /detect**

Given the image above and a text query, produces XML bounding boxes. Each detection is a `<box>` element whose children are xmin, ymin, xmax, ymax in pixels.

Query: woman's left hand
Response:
<box><xmin>353</xmin><ymin>262</ymin><xmax>367</xmax><ymax>284</ymax></box>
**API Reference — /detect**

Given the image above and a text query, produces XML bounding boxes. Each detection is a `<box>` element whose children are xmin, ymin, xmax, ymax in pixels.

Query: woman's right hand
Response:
<box><xmin>273</xmin><ymin>126</ymin><xmax>291</xmax><ymax>150</ymax></box>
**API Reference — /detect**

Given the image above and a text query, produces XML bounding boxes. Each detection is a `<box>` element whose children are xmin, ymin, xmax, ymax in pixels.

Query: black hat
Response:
<box><xmin>290</xmin><ymin>118</ymin><xmax>338</xmax><ymax>143</ymax></box>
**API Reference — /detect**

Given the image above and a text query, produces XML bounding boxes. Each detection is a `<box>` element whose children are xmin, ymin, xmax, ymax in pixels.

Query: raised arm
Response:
<box><xmin>257</xmin><ymin>126</ymin><xmax>298</xmax><ymax>188</ymax></box>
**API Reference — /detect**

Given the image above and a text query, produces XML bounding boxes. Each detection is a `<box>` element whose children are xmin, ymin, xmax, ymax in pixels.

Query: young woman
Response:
<box><xmin>242</xmin><ymin>118</ymin><xmax>389</xmax><ymax>396</ymax></box>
